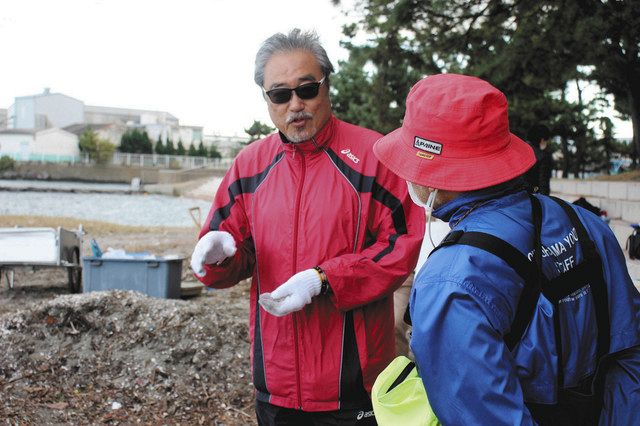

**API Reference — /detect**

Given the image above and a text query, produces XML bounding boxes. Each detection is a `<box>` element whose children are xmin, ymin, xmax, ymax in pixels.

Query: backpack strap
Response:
<box><xmin>546</xmin><ymin>196</ymin><xmax>611</xmax><ymax>421</ymax></box>
<box><xmin>549</xmin><ymin>196</ymin><xmax>611</xmax><ymax>362</ymax></box>
<box><xmin>530</xmin><ymin>194</ymin><xmax>566</xmax><ymax>387</ymax></box>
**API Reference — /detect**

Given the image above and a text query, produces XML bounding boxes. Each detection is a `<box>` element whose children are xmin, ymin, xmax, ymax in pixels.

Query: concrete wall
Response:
<box><xmin>11</xmin><ymin>163</ymin><xmax>227</xmax><ymax>184</ymax></box>
<box><xmin>551</xmin><ymin>178</ymin><xmax>640</xmax><ymax>223</ymax></box>
<box><xmin>14</xmin><ymin>163</ymin><xmax>161</xmax><ymax>184</ymax></box>
<box><xmin>551</xmin><ymin>178</ymin><xmax>640</xmax><ymax>287</ymax></box>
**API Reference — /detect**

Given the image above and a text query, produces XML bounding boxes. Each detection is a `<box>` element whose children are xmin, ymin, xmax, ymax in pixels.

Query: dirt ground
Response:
<box><xmin>0</xmin><ymin>217</ymin><xmax>256</xmax><ymax>425</ymax></box>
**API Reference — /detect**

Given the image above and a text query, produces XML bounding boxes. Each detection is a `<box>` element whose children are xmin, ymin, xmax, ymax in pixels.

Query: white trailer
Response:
<box><xmin>0</xmin><ymin>226</ymin><xmax>83</xmax><ymax>293</ymax></box>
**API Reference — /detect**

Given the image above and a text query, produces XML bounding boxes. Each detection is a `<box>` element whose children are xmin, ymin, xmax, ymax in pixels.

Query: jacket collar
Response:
<box><xmin>279</xmin><ymin>115</ymin><xmax>336</xmax><ymax>153</ymax></box>
<box><xmin>434</xmin><ymin>177</ymin><xmax>527</xmax><ymax>223</ymax></box>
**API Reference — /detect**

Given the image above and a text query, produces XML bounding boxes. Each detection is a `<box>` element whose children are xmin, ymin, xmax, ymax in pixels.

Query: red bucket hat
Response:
<box><xmin>374</xmin><ymin>74</ymin><xmax>535</xmax><ymax>191</ymax></box>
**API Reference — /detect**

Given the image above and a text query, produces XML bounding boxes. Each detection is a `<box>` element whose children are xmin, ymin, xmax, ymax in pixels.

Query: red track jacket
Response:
<box><xmin>197</xmin><ymin>115</ymin><xmax>425</xmax><ymax>411</ymax></box>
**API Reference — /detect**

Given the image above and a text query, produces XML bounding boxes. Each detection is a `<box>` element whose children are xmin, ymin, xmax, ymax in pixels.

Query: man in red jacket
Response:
<box><xmin>191</xmin><ymin>28</ymin><xmax>424</xmax><ymax>425</ymax></box>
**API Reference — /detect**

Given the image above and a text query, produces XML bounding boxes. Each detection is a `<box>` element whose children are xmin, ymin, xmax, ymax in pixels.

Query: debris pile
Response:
<box><xmin>0</xmin><ymin>288</ymin><xmax>254</xmax><ymax>424</ymax></box>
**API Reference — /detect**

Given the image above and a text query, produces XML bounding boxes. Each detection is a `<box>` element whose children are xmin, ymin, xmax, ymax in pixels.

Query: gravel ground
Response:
<box><xmin>0</xmin><ymin>225</ymin><xmax>256</xmax><ymax>425</ymax></box>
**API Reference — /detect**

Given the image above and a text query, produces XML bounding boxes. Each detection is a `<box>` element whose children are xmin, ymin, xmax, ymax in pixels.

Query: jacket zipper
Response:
<box><xmin>292</xmin><ymin>147</ymin><xmax>305</xmax><ymax>409</ymax></box>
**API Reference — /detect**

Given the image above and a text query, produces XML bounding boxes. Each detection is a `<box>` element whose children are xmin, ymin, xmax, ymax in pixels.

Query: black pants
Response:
<box><xmin>255</xmin><ymin>400</ymin><xmax>377</xmax><ymax>426</ymax></box>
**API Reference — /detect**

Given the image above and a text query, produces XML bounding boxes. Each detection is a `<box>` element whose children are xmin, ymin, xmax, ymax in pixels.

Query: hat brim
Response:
<box><xmin>374</xmin><ymin>127</ymin><xmax>536</xmax><ymax>191</ymax></box>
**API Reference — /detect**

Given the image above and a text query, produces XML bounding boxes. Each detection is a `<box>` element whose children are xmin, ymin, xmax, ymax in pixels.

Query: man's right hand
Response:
<box><xmin>190</xmin><ymin>231</ymin><xmax>237</xmax><ymax>277</ymax></box>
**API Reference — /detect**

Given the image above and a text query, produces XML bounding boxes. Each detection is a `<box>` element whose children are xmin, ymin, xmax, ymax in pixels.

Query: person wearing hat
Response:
<box><xmin>373</xmin><ymin>73</ymin><xmax>640</xmax><ymax>425</ymax></box>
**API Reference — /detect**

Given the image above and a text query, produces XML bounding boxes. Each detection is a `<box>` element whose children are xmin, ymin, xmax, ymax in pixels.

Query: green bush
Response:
<box><xmin>0</xmin><ymin>155</ymin><xmax>15</xmax><ymax>172</ymax></box>
<box><xmin>80</xmin><ymin>130</ymin><xmax>116</xmax><ymax>164</ymax></box>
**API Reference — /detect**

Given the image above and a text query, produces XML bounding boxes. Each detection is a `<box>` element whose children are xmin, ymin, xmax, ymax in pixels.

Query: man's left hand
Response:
<box><xmin>259</xmin><ymin>269</ymin><xmax>322</xmax><ymax>316</ymax></box>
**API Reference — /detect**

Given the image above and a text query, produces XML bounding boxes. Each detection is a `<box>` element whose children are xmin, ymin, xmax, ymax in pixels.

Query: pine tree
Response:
<box><xmin>155</xmin><ymin>135</ymin><xmax>164</xmax><ymax>154</ymax></box>
<box><xmin>176</xmin><ymin>140</ymin><xmax>186</xmax><ymax>156</ymax></box>
<box><xmin>165</xmin><ymin>138</ymin><xmax>175</xmax><ymax>155</ymax></box>
<box><xmin>119</xmin><ymin>128</ymin><xmax>153</xmax><ymax>153</ymax></box>
<box><xmin>119</xmin><ymin>131</ymin><xmax>132</xmax><ymax>153</ymax></box>
<box><xmin>141</xmin><ymin>131</ymin><xmax>152</xmax><ymax>154</ymax></box>
<box><xmin>244</xmin><ymin>120</ymin><xmax>274</xmax><ymax>144</ymax></box>
<box><xmin>197</xmin><ymin>141</ymin><xmax>206</xmax><ymax>157</ymax></box>
<box><xmin>208</xmin><ymin>144</ymin><xmax>222</xmax><ymax>159</ymax></box>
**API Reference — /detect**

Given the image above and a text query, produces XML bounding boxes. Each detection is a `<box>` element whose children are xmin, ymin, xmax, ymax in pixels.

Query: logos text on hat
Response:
<box><xmin>414</xmin><ymin>136</ymin><xmax>442</xmax><ymax>155</ymax></box>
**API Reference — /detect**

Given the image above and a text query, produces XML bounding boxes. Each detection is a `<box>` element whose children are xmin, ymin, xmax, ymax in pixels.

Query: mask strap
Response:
<box><xmin>425</xmin><ymin>189</ymin><xmax>437</xmax><ymax>214</ymax></box>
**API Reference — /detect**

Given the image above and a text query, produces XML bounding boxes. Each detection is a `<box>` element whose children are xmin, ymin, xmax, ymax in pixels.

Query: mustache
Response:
<box><xmin>286</xmin><ymin>112</ymin><xmax>313</xmax><ymax>124</ymax></box>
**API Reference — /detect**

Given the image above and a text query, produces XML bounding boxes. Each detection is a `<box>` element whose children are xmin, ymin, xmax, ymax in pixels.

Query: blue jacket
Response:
<box><xmin>410</xmin><ymin>185</ymin><xmax>640</xmax><ymax>425</ymax></box>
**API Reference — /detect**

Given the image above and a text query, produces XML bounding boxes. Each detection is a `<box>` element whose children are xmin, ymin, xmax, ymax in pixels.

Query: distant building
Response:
<box><xmin>8</xmin><ymin>89</ymin><xmax>204</xmax><ymax>149</ymax></box>
<box><xmin>0</xmin><ymin>108</ymin><xmax>7</xmax><ymax>130</ymax></box>
<box><xmin>63</xmin><ymin>122</ymin><xmax>127</xmax><ymax>148</ymax></box>
<box><xmin>203</xmin><ymin>134</ymin><xmax>250</xmax><ymax>158</ymax></box>
<box><xmin>8</xmin><ymin>89</ymin><xmax>84</xmax><ymax>130</ymax></box>
<box><xmin>83</xmin><ymin>104</ymin><xmax>178</xmax><ymax>128</ymax></box>
<box><xmin>176</xmin><ymin>125</ymin><xmax>204</xmax><ymax>148</ymax></box>
<box><xmin>84</xmin><ymin>104</ymin><xmax>199</xmax><ymax>147</ymax></box>
<box><xmin>0</xmin><ymin>128</ymin><xmax>79</xmax><ymax>162</ymax></box>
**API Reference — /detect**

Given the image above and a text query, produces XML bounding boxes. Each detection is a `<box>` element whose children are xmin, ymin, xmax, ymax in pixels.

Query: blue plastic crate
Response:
<box><xmin>82</xmin><ymin>256</ymin><xmax>184</xmax><ymax>299</ymax></box>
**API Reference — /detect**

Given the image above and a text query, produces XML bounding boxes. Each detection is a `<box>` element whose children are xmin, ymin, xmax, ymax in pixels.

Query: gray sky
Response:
<box><xmin>0</xmin><ymin>0</ymin><xmax>352</xmax><ymax>136</ymax></box>
<box><xmin>1</xmin><ymin>0</ymin><xmax>632</xmax><ymax>138</ymax></box>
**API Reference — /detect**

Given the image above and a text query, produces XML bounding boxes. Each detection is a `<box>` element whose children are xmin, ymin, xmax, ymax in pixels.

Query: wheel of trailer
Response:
<box><xmin>68</xmin><ymin>248</ymin><xmax>82</xmax><ymax>293</ymax></box>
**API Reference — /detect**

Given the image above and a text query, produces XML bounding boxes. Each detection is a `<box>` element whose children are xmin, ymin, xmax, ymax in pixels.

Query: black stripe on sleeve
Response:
<box><xmin>209</xmin><ymin>151</ymin><xmax>284</xmax><ymax>231</ymax></box>
<box><xmin>325</xmin><ymin>148</ymin><xmax>408</xmax><ymax>261</ymax></box>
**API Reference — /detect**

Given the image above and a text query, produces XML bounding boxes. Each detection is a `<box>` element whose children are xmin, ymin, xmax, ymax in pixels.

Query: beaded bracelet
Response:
<box><xmin>313</xmin><ymin>266</ymin><xmax>330</xmax><ymax>295</ymax></box>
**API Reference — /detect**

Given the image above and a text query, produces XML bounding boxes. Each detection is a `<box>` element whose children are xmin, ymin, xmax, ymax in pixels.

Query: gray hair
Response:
<box><xmin>254</xmin><ymin>28</ymin><xmax>335</xmax><ymax>88</ymax></box>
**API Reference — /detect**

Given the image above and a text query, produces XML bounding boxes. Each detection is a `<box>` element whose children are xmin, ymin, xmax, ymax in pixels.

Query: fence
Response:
<box><xmin>1</xmin><ymin>152</ymin><xmax>81</xmax><ymax>164</ymax></box>
<box><xmin>107</xmin><ymin>152</ymin><xmax>233</xmax><ymax>169</ymax></box>
<box><xmin>2</xmin><ymin>151</ymin><xmax>233</xmax><ymax>170</ymax></box>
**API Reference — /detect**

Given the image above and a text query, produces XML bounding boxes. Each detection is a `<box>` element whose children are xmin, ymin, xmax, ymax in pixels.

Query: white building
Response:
<box><xmin>175</xmin><ymin>125</ymin><xmax>204</xmax><ymax>147</ymax></box>
<box><xmin>84</xmin><ymin>105</ymin><xmax>178</xmax><ymax>128</ymax></box>
<box><xmin>203</xmin><ymin>134</ymin><xmax>250</xmax><ymax>158</ymax></box>
<box><xmin>0</xmin><ymin>128</ymin><xmax>79</xmax><ymax>162</ymax></box>
<box><xmin>82</xmin><ymin>105</ymin><xmax>203</xmax><ymax>148</ymax></box>
<box><xmin>8</xmin><ymin>89</ymin><xmax>85</xmax><ymax>130</ymax></box>
<box><xmin>0</xmin><ymin>108</ymin><xmax>7</xmax><ymax>130</ymax></box>
<box><xmin>63</xmin><ymin>123</ymin><xmax>126</xmax><ymax>148</ymax></box>
<box><xmin>8</xmin><ymin>89</ymin><xmax>204</xmax><ymax>149</ymax></box>
<box><xmin>84</xmin><ymin>104</ymin><xmax>189</xmax><ymax>145</ymax></box>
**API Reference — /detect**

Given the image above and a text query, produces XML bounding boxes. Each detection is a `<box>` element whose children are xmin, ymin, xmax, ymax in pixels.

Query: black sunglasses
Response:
<box><xmin>263</xmin><ymin>76</ymin><xmax>326</xmax><ymax>104</ymax></box>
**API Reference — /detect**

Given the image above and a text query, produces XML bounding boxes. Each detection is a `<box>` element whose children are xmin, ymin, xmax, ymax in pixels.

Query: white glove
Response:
<box><xmin>190</xmin><ymin>231</ymin><xmax>237</xmax><ymax>277</ymax></box>
<box><xmin>259</xmin><ymin>269</ymin><xmax>322</xmax><ymax>317</ymax></box>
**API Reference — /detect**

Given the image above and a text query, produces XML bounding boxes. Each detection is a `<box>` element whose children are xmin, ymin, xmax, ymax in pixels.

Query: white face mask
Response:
<box><xmin>407</xmin><ymin>182</ymin><xmax>439</xmax><ymax>249</ymax></box>
<box><xmin>407</xmin><ymin>182</ymin><xmax>438</xmax><ymax>214</ymax></box>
